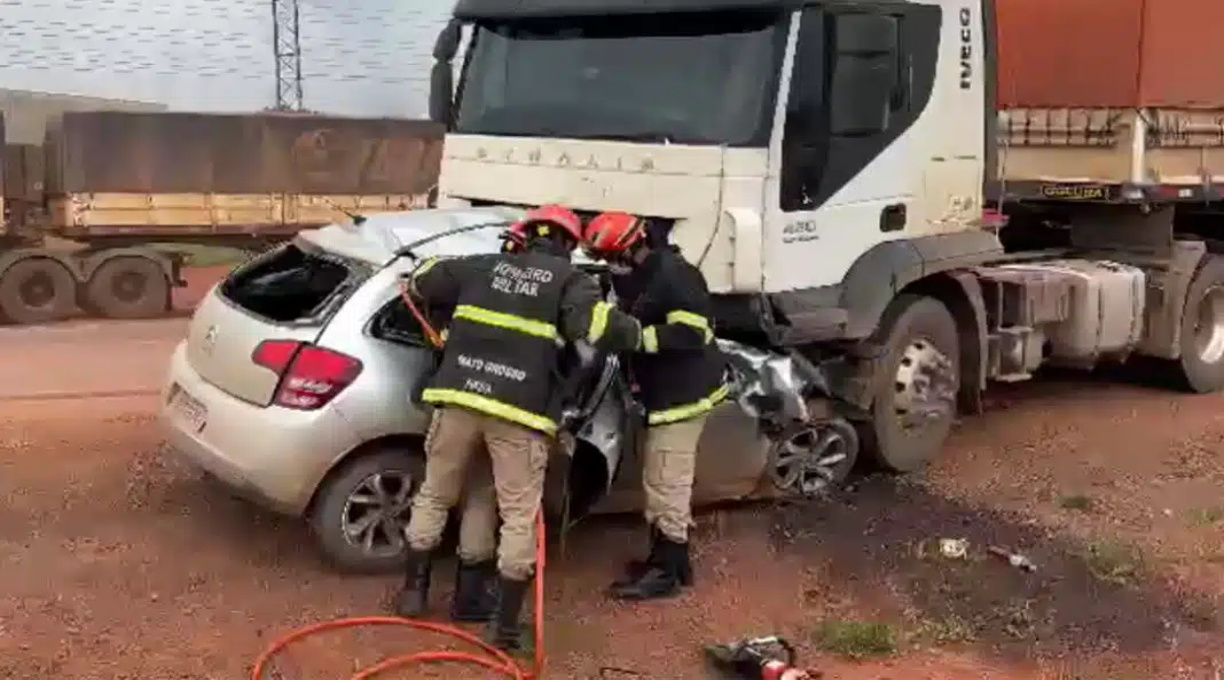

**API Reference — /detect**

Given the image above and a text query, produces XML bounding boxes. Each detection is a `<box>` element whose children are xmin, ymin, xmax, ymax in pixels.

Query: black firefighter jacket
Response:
<box><xmin>611</xmin><ymin>245</ymin><xmax>728</xmax><ymax>427</ymax></box>
<box><xmin>409</xmin><ymin>241</ymin><xmax>642</xmax><ymax>435</ymax></box>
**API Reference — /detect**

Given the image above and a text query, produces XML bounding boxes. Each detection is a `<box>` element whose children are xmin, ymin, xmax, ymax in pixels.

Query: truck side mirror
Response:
<box><xmin>428</xmin><ymin>64</ymin><xmax>454</xmax><ymax>127</ymax></box>
<box><xmin>428</xmin><ymin>20</ymin><xmax>462</xmax><ymax>127</ymax></box>
<box><xmin>828</xmin><ymin>13</ymin><xmax>899</xmax><ymax>137</ymax></box>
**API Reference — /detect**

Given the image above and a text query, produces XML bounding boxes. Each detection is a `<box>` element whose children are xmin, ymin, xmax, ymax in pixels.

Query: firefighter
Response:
<box><xmin>399</xmin><ymin>219</ymin><xmax>538</xmax><ymax>626</ymax></box>
<box><xmin>583</xmin><ymin>211</ymin><xmax>729</xmax><ymax>601</ymax></box>
<box><xmin>393</xmin><ymin>205</ymin><xmax>643</xmax><ymax>651</ymax></box>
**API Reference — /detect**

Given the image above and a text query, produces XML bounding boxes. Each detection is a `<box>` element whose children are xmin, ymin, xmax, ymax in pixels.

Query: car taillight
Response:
<box><xmin>251</xmin><ymin>340</ymin><xmax>363</xmax><ymax>410</ymax></box>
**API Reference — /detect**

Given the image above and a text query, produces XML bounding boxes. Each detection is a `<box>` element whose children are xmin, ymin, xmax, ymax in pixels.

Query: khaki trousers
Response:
<box><xmin>405</xmin><ymin>406</ymin><xmax>550</xmax><ymax>580</ymax></box>
<box><xmin>642</xmin><ymin>414</ymin><xmax>707</xmax><ymax>543</ymax></box>
<box><xmin>456</xmin><ymin>452</ymin><xmax>497</xmax><ymax>564</ymax></box>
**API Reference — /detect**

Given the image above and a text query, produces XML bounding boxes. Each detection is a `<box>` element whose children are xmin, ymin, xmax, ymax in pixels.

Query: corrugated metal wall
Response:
<box><xmin>0</xmin><ymin>0</ymin><xmax>449</xmax><ymax>117</ymax></box>
<box><xmin>998</xmin><ymin>0</ymin><xmax>1224</xmax><ymax>109</ymax></box>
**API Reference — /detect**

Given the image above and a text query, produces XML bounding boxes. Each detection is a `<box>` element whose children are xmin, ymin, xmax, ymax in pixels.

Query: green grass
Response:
<box><xmin>1082</xmin><ymin>541</ymin><xmax>1144</xmax><ymax>586</ymax></box>
<box><xmin>814</xmin><ymin>620</ymin><xmax>898</xmax><ymax>660</ymax></box>
<box><xmin>911</xmin><ymin>615</ymin><xmax>977</xmax><ymax>646</ymax></box>
<box><xmin>1059</xmin><ymin>494</ymin><xmax>1095</xmax><ymax>512</ymax></box>
<box><xmin>1188</xmin><ymin>506</ymin><xmax>1224</xmax><ymax>527</ymax></box>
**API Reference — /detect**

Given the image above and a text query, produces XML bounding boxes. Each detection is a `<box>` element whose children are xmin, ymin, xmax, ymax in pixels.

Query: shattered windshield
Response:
<box><xmin>454</xmin><ymin>11</ymin><xmax>788</xmax><ymax>147</ymax></box>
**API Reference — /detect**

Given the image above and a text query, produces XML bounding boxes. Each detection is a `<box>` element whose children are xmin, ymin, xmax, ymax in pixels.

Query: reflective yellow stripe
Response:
<box><xmin>666</xmin><ymin>309</ymin><xmax>714</xmax><ymax>343</ymax></box>
<box><xmin>587</xmin><ymin>301</ymin><xmax>612</xmax><ymax>343</ymax></box>
<box><xmin>641</xmin><ymin>326</ymin><xmax>659</xmax><ymax>353</ymax></box>
<box><xmin>647</xmin><ymin>383</ymin><xmax>730</xmax><ymax>426</ymax></box>
<box><xmin>453</xmin><ymin>304</ymin><xmax>559</xmax><ymax>341</ymax></box>
<box><xmin>408</xmin><ymin>257</ymin><xmax>441</xmax><ymax>296</ymax></box>
<box><xmin>422</xmin><ymin>388</ymin><xmax>557</xmax><ymax>434</ymax></box>
<box><xmin>412</xmin><ymin>257</ymin><xmax>441</xmax><ymax>282</ymax></box>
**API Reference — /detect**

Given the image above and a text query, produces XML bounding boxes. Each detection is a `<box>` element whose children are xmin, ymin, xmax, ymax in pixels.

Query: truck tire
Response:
<box><xmin>84</xmin><ymin>256</ymin><xmax>170</xmax><ymax>320</ymax></box>
<box><xmin>0</xmin><ymin>258</ymin><xmax>77</xmax><ymax>325</ymax></box>
<box><xmin>858</xmin><ymin>294</ymin><xmax>960</xmax><ymax>473</ymax></box>
<box><xmin>1175</xmin><ymin>255</ymin><xmax>1224</xmax><ymax>393</ymax></box>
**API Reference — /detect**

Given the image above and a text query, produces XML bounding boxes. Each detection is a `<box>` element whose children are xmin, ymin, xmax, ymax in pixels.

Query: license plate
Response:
<box><xmin>171</xmin><ymin>386</ymin><xmax>208</xmax><ymax>433</ymax></box>
<box><xmin>1039</xmin><ymin>183</ymin><xmax>1112</xmax><ymax>201</ymax></box>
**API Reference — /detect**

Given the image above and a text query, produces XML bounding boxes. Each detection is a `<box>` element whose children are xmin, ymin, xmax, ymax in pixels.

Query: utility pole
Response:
<box><xmin>271</xmin><ymin>0</ymin><xmax>304</xmax><ymax>110</ymax></box>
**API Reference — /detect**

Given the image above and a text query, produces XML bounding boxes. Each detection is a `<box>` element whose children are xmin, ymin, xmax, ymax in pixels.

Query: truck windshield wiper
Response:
<box><xmin>597</xmin><ymin>131</ymin><xmax>674</xmax><ymax>143</ymax></box>
<box><xmin>580</xmin><ymin>131</ymin><xmax>717</xmax><ymax>145</ymax></box>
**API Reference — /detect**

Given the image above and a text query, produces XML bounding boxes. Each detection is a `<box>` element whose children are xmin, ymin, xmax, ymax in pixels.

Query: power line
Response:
<box><xmin>271</xmin><ymin>0</ymin><xmax>303</xmax><ymax>110</ymax></box>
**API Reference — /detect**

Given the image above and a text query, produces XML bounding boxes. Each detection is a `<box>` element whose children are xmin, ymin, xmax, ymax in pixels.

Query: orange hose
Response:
<box><xmin>250</xmin><ymin>512</ymin><xmax>548</xmax><ymax>680</ymax></box>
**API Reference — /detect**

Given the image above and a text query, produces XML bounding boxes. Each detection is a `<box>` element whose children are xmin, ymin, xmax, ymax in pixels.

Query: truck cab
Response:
<box><xmin>429</xmin><ymin>0</ymin><xmax>997</xmax><ymax>345</ymax></box>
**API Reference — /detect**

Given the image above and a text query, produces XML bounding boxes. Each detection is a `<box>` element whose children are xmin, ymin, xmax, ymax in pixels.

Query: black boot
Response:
<box><xmin>450</xmin><ymin>559</ymin><xmax>497</xmax><ymax>623</ymax></box>
<box><xmin>676</xmin><ymin>537</ymin><xmax>694</xmax><ymax>587</ymax></box>
<box><xmin>391</xmin><ymin>549</ymin><xmax>432</xmax><ymax>618</ymax></box>
<box><xmin>611</xmin><ymin>526</ymin><xmax>661</xmax><ymax>588</ymax></box>
<box><xmin>485</xmin><ymin>576</ymin><xmax>531</xmax><ymax>651</ymax></box>
<box><xmin>607</xmin><ymin>538</ymin><xmax>691</xmax><ymax>601</ymax></box>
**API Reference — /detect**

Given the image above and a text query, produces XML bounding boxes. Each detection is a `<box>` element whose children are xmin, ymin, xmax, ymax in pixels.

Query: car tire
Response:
<box><xmin>309</xmin><ymin>447</ymin><xmax>425</xmax><ymax>574</ymax></box>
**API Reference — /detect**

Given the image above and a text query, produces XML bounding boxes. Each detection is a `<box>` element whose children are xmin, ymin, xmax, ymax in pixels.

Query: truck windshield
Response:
<box><xmin>454</xmin><ymin>11</ymin><xmax>787</xmax><ymax>147</ymax></box>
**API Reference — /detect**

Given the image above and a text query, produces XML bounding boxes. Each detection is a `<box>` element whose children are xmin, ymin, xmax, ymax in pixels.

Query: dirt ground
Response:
<box><xmin>2</xmin><ymin>267</ymin><xmax>1224</xmax><ymax>678</ymax></box>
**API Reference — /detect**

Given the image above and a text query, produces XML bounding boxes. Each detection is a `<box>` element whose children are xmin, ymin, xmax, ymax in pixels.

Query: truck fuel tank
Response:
<box><xmin>988</xmin><ymin>259</ymin><xmax>1147</xmax><ymax>367</ymax></box>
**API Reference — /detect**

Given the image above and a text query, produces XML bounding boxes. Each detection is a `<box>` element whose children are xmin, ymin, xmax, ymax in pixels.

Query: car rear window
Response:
<box><xmin>219</xmin><ymin>242</ymin><xmax>369</xmax><ymax>323</ymax></box>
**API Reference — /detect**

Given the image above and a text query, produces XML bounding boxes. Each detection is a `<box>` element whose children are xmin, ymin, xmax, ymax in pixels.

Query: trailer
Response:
<box><xmin>990</xmin><ymin>0</ymin><xmax>1224</xmax><ymax>240</ymax></box>
<box><xmin>0</xmin><ymin>110</ymin><xmax>444</xmax><ymax>324</ymax></box>
<box><xmin>983</xmin><ymin>0</ymin><xmax>1224</xmax><ymax>391</ymax></box>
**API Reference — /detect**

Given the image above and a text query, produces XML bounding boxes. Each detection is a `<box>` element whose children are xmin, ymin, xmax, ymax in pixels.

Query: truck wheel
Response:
<box><xmin>1175</xmin><ymin>255</ymin><xmax>1224</xmax><ymax>393</ymax></box>
<box><xmin>859</xmin><ymin>294</ymin><xmax>960</xmax><ymax>473</ymax></box>
<box><xmin>84</xmin><ymin>256</ymin><xmax>170</xmax><ymax>319</ymax></box>
<box><xmin>0</xmin><ymin>258</ymin><xmax>77</xmax><ymax>325</ymax></box>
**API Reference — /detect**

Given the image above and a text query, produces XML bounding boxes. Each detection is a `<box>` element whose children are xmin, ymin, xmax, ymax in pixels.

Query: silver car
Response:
<box><xmin>160</xmin><ymin>207</ymin><xmax>859</xmax><ymax>573</ymax></box>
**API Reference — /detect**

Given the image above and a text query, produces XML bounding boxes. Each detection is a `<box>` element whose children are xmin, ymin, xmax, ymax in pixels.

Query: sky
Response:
<box><xmin>0</xmin><ymin>0</ymin><xmax>450</xmax><ymax>116</ymax></box>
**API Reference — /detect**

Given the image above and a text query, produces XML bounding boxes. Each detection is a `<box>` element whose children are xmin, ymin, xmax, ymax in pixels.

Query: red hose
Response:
<box><xmin>250</xmin><ymin>513</ymin><xmax>547</xmax><ymax>680</ymax></box>
<box><xmin>399</xmin><ymin>280</ymin><xmax>445</xmax><ymax>349</ymax></box>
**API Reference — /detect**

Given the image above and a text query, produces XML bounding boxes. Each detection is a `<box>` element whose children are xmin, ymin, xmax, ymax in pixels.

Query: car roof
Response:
<box><xmin>297</xmin><ymin>206</ymin><xmax>524</xmax><ymax>266</ymax></box>
<box><xmin>297</xmin><ymin>206</ymin><xmax>599</xmax><ymax>268</ymax></box>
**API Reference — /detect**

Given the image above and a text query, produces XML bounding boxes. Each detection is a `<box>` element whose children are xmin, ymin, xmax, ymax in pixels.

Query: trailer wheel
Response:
<box><xmin>859</xmin><ymin>294</ymin><xmax>960</xmax><ymax>473</ymax></box>
<box><xmin>0</xmin><ymin>258</ymin><xmax>77</xmax><ymax>325</ymax></box>
<box><xmin>84</xmin><ymin>256</ymin><xmax>170</xmax><ymax>320</ymax></box>
<box><xmin>1176</xmin><ymin>255</ymin><xmax>1224</xmax><ymax>393</ymax></box>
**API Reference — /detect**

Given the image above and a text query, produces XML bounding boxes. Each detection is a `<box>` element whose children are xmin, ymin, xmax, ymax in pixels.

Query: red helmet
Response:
<box><xmin>584</xmin><ymin>211</ymin><xmax>646</xmax><ymax>258</ymax></box>
<box><xmin>523</xmin><ymin>204</ymin><xmax>583</xmax><ymax>239</ymax></box>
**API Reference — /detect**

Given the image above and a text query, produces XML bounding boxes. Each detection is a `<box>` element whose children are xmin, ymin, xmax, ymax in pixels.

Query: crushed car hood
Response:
<box><xmin>717</xmin><ymin>339</ymin><xmax>831</xmax><ymax>422</ymax></box>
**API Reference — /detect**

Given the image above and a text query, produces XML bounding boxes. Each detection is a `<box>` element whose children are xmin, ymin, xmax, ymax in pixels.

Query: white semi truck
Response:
<box><xmin>419</xmin><ymin>0</ymin><xmax>1224</xmax><ymax>472</ymax></box>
